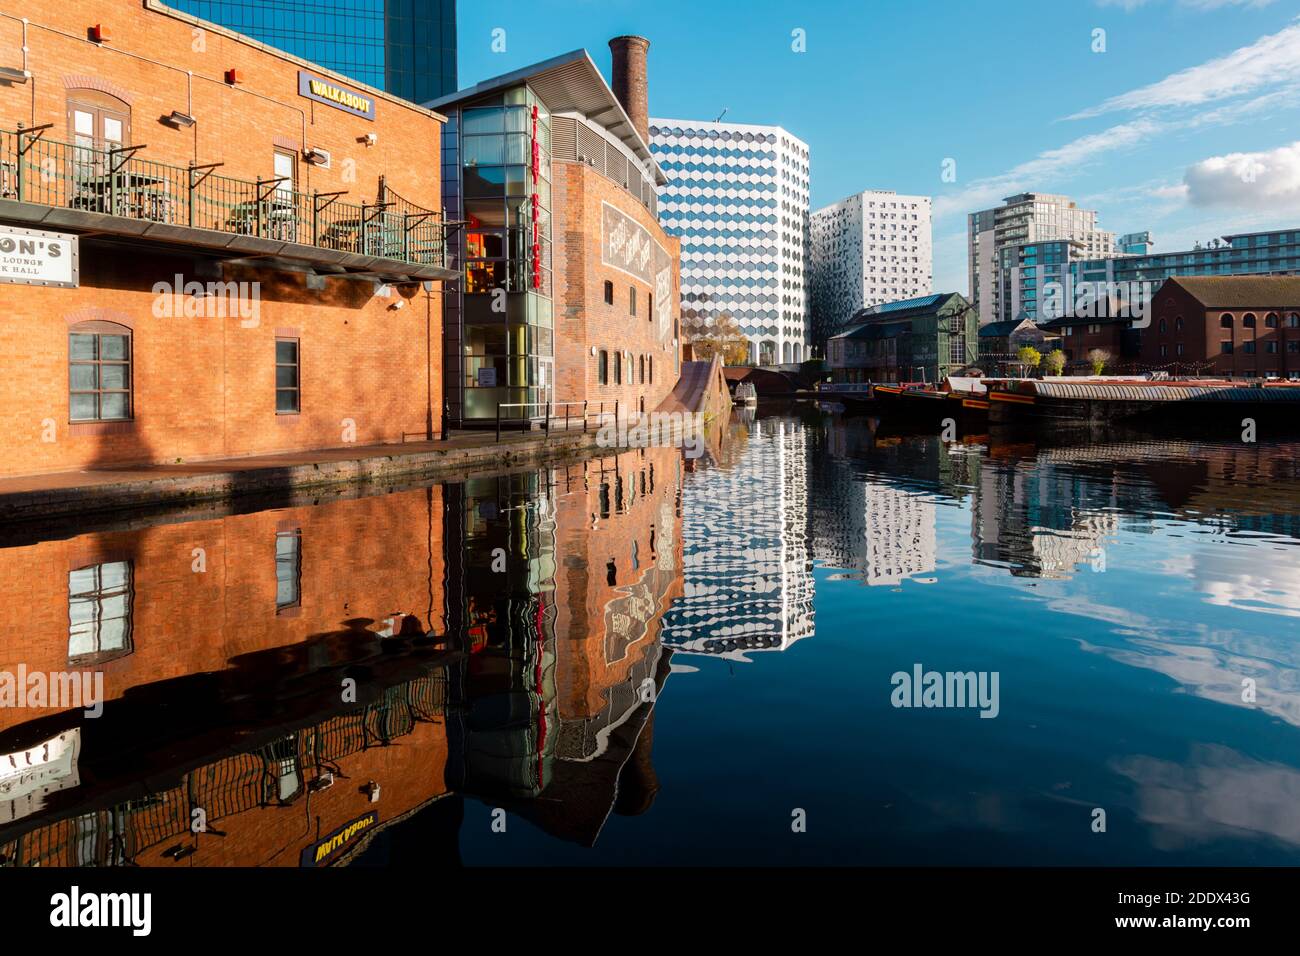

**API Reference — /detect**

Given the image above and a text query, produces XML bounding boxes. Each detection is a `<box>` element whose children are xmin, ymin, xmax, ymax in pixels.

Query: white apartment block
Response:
<box><xmin>810</xmin><ymin>189</ymin><xmax>933</xmax><ymax>345</ymax></box>
<box><xmin>968</xmin><ymin>192</ymin><xmax>1115</xmax><ymax>325</ymax></box>
<box><xmin>649</xmin><ymin>118</ymin><xmax>809</xmax><ymax>365</ymax></box>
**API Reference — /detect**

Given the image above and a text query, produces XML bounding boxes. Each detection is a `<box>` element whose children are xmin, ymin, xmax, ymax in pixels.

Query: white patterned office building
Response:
<box><xmin>809</xmin><ymin>189</ymin><xmax>933</xmax><ymax>347</ymax></box>
<box><xmin>649</xmin><ymin>118</ymin><xmax>810</xmax><ymax>365</ymax></box>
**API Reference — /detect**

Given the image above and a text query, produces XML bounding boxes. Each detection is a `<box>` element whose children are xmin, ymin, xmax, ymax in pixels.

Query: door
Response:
<box><xmin>67</xmin><ymin>91</ymin><xmax>130</xmax><ymax>210</ymax></box>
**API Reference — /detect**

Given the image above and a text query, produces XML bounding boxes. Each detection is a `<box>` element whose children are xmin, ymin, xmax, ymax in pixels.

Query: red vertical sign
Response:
<box><xmin>530</xmin><ymin>104</ymin><xmax>541</xmax><ymax>290</ymax></box>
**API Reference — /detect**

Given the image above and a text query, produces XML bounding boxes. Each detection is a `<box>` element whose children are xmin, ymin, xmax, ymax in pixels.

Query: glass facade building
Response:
<box><xmin>166</xmin><ymin>0</ymin><xmax>457</xmax><ymax>103</ymax></box>
<box><xmin>1003</xmin><ymin>229</ymin><xmax>1300</xmax><ymax>324</ymax></box>
<box><xmin>439</xmin><ymin>85</ymin><xmax>554</xmax><ymax>423</ymax></box>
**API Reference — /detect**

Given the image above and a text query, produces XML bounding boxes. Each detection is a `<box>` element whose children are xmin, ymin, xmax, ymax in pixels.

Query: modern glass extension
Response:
<box><xmin>441</xmin><ymin>84</ymin><xmax>554</xmax><ymax>424</ymax></box>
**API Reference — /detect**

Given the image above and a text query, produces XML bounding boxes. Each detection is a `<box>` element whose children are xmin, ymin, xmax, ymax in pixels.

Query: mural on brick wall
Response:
<box><xmin>601</xmin><ymin>202</ymin><xmax>674</xmax><ymax>341</ymax></box>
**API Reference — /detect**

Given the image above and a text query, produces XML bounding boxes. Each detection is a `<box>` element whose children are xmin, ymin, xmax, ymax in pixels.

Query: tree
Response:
<box><xmin>1017</xmin><ymin>345</ymin><xmax>1042</xmax><ymax>377</ymax></box>
<box><xmin>1045</xmin><ymin>349</ymin><xmax>1066</xmax><ymax>376</ymax></box>
<box><xmin>1087</xmin><ymin>348</ymin><xmax>1111</xmax><ymax>376</ymax></box>
<box><xmin>692</xmin><ymin>312</ymin><xmax>751</xmax><ymax>366</ymax></box>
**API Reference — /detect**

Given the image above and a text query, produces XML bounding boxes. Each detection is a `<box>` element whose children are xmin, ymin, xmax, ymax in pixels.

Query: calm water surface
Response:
<box><xmin>3</xmin><ymin>406</ymin><xmax>1299</xmax><ymax>866</ymax></box>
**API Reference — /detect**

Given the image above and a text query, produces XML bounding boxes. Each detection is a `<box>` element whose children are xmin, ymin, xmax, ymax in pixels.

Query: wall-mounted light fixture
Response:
<box><xmin>0</xmin><ymin>66</ymin><xmax>31</xmax><ymax>83</ymax></box>
<box><xmin>358</xmin><ymin>132</ymin><xmax>377</xmax><ymax>146</ymax></box>
<box><xmin>303</xmin><ymin>147</ymin><xmax>331</xmax><ymax>166</ymax></box>
<box><xmin>163</xmin><ymin>110</ymin><xmax>196</xmax><ymax>128</ymax></box>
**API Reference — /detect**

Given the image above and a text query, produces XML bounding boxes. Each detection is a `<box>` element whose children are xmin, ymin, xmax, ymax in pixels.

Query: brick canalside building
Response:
<box><xmin>1145</xmin><ymin>276</ymin><xmax>1300</xmax><ymax>378</ymax></box>
<box><xmin>0</xmin><ymin>0</ymin><xmax>456</xmax><ymax>478</ymax></box>
<box><xmin>428</xmin><ymin>37</ymin><xmax>682</xmax><ymax>427</ymax></box>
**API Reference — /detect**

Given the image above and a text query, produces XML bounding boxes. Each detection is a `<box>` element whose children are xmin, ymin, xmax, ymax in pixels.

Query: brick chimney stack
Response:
<box><xmin>608</xmin><ymin>35</ymin><xmax>651</xmax><ymax>145</ymax></box>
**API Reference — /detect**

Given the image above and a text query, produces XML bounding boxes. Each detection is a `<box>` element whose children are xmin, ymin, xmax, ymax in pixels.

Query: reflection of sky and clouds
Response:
<box><xmin>470</xmin><ymin>417</ymin><xmax>1300</xmax><ymax>864</ymax></box>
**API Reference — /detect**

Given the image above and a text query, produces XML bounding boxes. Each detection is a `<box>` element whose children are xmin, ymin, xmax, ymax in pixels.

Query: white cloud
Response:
<box><xmin>1183</xmin><ymin>140</ymin><xmax>1300</xmax><ymax>209</ymax></box>
<box><xmin>1070</xmin><ymin>19</ymin><xmax>1300</xmax><ymax>119</ymax></box>
<box><xmin>1098</xmin><ymin>0</ymin><xmax>1277</xmax><ymax>11</ymax></box>
<box><xmin>933</xmin><ymin>118</ymin><xmax>1165</xmax><ymax>220</ymax></box>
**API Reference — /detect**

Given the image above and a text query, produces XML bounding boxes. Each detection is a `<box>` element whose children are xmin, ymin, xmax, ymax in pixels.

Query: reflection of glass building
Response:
<box><xmin>164</xmin><ymin>1</ymin><xmax>457</xmax><ymax>103</ymax></box>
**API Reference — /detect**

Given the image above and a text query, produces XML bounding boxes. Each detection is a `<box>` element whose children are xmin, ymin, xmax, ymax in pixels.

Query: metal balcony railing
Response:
<box><xmin>0</xmin><ymin>127</ymin><xmax>447</xmax><ymax>270</ymax></box>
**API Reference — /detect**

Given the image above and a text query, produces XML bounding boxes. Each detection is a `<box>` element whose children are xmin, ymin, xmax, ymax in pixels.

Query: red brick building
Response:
<box><xmin>1145</xmin><ymin>276</ymin><xmax>1300</xmax><ymax>378</ymax></box>
<box><xmin>0</xmin><ymin>1</ymin><xmax>456</xmax><ymax>478</ymax></box>
<box><xmin>428</xmin><ymin>40</ymin><xmax>681</xmax><ymax>426</ymax></box>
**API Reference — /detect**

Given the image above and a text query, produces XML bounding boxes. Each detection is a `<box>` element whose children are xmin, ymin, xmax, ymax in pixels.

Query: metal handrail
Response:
<box><xmin>494</xmin><ymin>400</ymin><xmax>622</xmax><ymax>441</ymax></box>
<box><xmin>0</xmin><ymin>128</ymin><xmax>447</xmax><ymax>269</ymax></box>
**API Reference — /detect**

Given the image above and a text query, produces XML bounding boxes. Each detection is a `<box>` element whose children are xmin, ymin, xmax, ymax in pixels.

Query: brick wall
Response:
<box><xmin>1148</xmin><ymin>284</ymin><xmax>1300</xmax><ymax>376</ymax></box>
<box><xmin>0</xmin><ymin>486</ymin><xmax>446</xmax><ymax>736</ymax></box>
<box><xmin>552</xmin><ymin>159</ymin><xmax>680</xmax><ymax>418</ymax></box>
<box><xmin>0</xmin><ymin>2</ymin><xmax>444</xmax><ymax>475</ymax></box>
<box><xmin>550</xmin><ymin>446</ymin><xmax>683</xmax><ymax>720</ymax></box>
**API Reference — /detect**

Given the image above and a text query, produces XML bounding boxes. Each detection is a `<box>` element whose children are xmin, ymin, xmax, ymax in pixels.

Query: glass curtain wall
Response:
<box><xmin>444</xmin><ymin>84</ymin><xmax>554</xmax><ymax>423</ymax></box>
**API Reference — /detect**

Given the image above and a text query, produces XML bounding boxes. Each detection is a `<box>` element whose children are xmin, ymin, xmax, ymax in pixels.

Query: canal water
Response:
<box><xmin>2</xmin><ymin>405</ymin><xmax>1298</xmax><ymax>866</ymax></box>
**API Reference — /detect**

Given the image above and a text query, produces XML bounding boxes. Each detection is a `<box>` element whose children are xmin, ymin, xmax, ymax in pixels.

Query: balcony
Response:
<box><xmin>0</xmin><ymin>127</ymin><xmax>458</xmax><ymax>282</ymax></box>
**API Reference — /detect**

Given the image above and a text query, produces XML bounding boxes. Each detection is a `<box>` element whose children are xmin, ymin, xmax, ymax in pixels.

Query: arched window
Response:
<box><xmin>1220</xmin><ymin>313</ymin><xmax>1233</xmax><ymax>329</ymax></box>
<box><xmin>1266</xmin><ymin>313</ymin><xmax>1279</xmax><ymax>328</ymax></box>
<box><xmin>1289</xmin><ymin>313</ymin><xmax>1300</xmax><ymax>329</ymax></box>
<box><xmin>639</xmin><ymin>355</ymin><xmax>646</xmax><ymax>383</ymax></box>
<box><xmin>69</xmin><ymin>321</ymin><xmax>132</xmax><ymax>422</ymax></box>
<box><xmin>67</xmin><ymin>89</ymin><xmax>131</xmax><ymax>152</ymax></box>
<box><xmin>1243</xmin><ymin>313</ymin><xmax>1257</xmax><ymax>328</ymax></box>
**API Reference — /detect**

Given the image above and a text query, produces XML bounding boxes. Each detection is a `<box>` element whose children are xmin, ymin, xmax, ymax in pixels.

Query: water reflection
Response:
<box><xmin>1</xmin><ymin>408</ymin><xmax>1300</xmax><ymax>864</ymax></box>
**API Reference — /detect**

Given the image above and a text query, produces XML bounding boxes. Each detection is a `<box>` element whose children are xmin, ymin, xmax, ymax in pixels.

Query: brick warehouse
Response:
<box><xmin>1144</xmin><ymin>275</ymin><xmax>1300</xmax><ymax>378</ymax></box>
<box><xmin>0</xmin><ymin>1</ymin><xmax>457</xmax><ymax>478</ymax></box>
<box><xmin>428</xmin><ymin>37</ymin><xmax>682</xmax><ymax>427</ymax></box>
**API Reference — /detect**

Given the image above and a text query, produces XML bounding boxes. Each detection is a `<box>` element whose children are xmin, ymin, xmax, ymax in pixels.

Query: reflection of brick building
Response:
<box><xmin>0</xmin><ymin>444</ymin><xmax>690</xmax><ymax>862</ymax></box>
<box><xmin>0</xmin><ymin>487</ymin><xmax>453</xmax><ymax>865</ymax></box>
<box><xmin>0</xmin><ymin>2</ymin><xmax>455</xmax><ymax>478</ymax></box>
<box><xmin>0</xmin><ymin>491</ymin><xmax>447</xmax><ymax>733</ymax></box>
<box><xmin>446</xmin><ymin>447</ymin><xmax>685</xmax><ymax>844</ymax></box>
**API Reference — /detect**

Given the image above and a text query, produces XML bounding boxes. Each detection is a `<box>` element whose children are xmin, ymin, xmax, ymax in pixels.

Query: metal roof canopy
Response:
<box><xmin>0</xmin><ymin>200</ymin><xmax>458</xmax><ymax>283</ymax></box>
<box><xmin>425</xmin><ymin>49</ymin><xmax>666</xmax><ymax>186</ymax></box>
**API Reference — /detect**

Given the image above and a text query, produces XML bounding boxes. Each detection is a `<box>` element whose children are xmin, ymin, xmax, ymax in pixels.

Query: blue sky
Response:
<box><xmin>459</xmin><ymin>0</ymin><xmax>1300</xmax><ymax>293</ymax></box>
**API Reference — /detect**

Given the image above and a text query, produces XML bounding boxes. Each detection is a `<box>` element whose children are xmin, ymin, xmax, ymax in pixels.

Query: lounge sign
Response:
<box><xmin>299</xmin><ymin>71</ymin><xmax>376</xmax><ymax>120</ymax></box>
<box><xmin>0</xmin><ymin>225</ymin><xmax>77</xmax><ymax>288</ymax></box>
<box><xmin>300</xmin><ymin>811</ymin><xmax>379</xmax><ymax>866</ymax></box>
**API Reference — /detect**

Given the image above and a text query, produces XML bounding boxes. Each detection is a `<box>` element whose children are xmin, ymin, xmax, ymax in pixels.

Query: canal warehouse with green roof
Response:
<box><xmin>827</xmin><ymin>293</ymin><xmax>980</xmax><ymax>384</ymax></box>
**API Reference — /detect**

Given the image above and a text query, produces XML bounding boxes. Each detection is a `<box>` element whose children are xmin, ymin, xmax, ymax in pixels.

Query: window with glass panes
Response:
<box><xmin>68</xmin><ymin>561</ymin><xmax>133</xmax><ymax>665</ymax></box>
<box><xmin>275</xmin><ymin>529</ymin><xmax>301</xmax><ymax>611</ymax></box>
<box><xmin>69</xmin><ymin>325</ymin><xmax>131</xmax><ymax>422</ymax></box>
<box><xmin>276</xmin><ymin>338</ymin><xmax>300</xmax><ymax>413</ymax></box>
<box><xmin>455</xmin><ymin>84</ymin><xmax>554</xmax><ymax>421</ymax></box>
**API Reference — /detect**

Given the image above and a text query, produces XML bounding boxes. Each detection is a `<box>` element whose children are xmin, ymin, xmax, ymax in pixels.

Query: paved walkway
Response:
<box><xmin>0</xmin><ymin>422</ymin><xmax>603</xmax><ymax>520</ymax></box>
